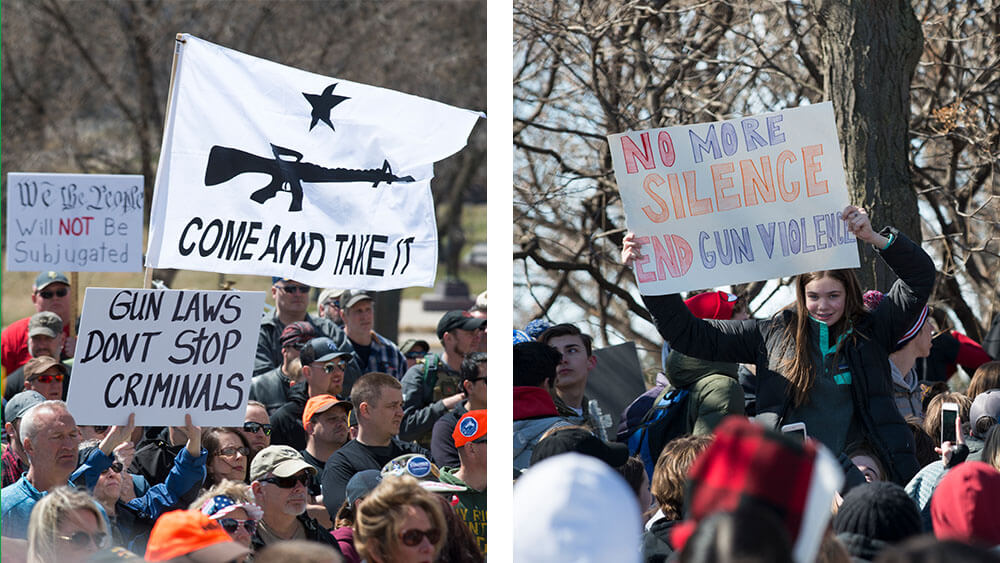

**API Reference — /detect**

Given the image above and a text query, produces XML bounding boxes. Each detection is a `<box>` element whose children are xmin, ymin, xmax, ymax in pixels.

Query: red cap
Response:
<box><xmin>302</xmin><ymin>394</ymin><xmax>352</xmax><ymax>427</ymax></box>
<box><xmin>931</xmin><ymin>461</ymin><xmax>1000</xmax><ymax>546</ymax></box>
<box><xmin>453</xmin><ymin>410</ymin><xmax>487</xmax><ymax>448</ymax></box>
<box><xmin>145</xmin><ymin>510</ymin><xmax>250</xmax><ymax>561</ymax></box>
<box><xmin>684</xmin><ymin>291</ymin><xmax>738</xmax><ymax>320</ymax></box>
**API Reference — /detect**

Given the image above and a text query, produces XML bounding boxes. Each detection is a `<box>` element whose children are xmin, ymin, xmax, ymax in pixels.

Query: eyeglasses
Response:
<box><xmin>32</xmin><ymin>373</ymin><xmax>64</xmax><ymax>384</ymax></box>
<box><xmin>277</xmin><ymin>284</ymin><xmax>310</xmax><ymax>294</ymax></box>
<box><xmin>242</xmin><ymin>422</ymin><xmax>272</xmax><ymax>435</ymax></box>
<box><xmin>37</xmin><ymin>288</ymin><xmax>69</xmax><ymax>299</ymax></box>
<box><xmin>469</xmin><ymin>377</ymin><xmax>487</xmax><ymax>384</ymax></box>
<box><xmin>405</xmin><ymin>350</ymin><xmax>427</xmax><ymax>359</ymax></box>
<box><xmin>400</xmin><ymin>528</ymin><xmax>441</xmax><ymax>547</ymax></box>
<box><xmin>323</xmin><ymin>360</ymin><xmax>348</xmax><ymax>373</ymax></box>
<box><xmin>58</xmin><ymin>531</ymin><xmax>108</xmax><ymax>549</ymax></box>
<box><xmin>215</xmin><ymin>446</ymin><xmax>249</xmax><ymax>458</ymax></box>
<box><xmin>260</xmin><ymin>473</ymin><xmax>310</xmax><ymax>488</ymax></box>
<box><xmin>217</xmin><ymin>518</ymin><xmax>258</xmax><ymax>535</ymax></box>
<box><xmin>103</xmin><ymin>461</ymin><xmax>124</xmax><ymax>474</ymax></box>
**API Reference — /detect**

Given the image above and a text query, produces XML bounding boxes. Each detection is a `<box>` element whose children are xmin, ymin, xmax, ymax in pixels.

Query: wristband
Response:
<box><xmin>879</xmin><ymin>233</ymin><xmax>895</xmax><ymax>251</ymax></box>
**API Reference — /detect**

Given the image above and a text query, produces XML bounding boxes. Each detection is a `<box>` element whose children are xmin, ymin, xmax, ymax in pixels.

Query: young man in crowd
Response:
<box><xmin>431</xmin><ymin>352</ymin><xmax>487</xmax><ymax>468</ymax></box>
<box><xmin>250</xmin><ymin>321</ymin><xmax>315</xmax><ymax>414</ymax></box>
<box><xmin>538</xmin><ymin>323</ymin><xmax>608</xmax><ymax>434</ymax></box>
<box><xmin>270</xmin><ymin>337</ymin><xmax>352</xmax><ymax>452</ymax></box>
<box><xmin>513</xmin><ymin>341</ymin><xmax>571</xmax><ymax>472</ymax></box>
<box><xmin>321</xmin><ymin>372</ymin><xmax>430</xmax><ymax>516</ymax></box>
<box><xmin>338</xmin><ymin>290</ymin><xmax>407</xmax><ymax>379</ymax></box>
<box><xmin>399</xmin><ymin>310</ymin><xmax>485</xmax><ymax>443</ymax></box>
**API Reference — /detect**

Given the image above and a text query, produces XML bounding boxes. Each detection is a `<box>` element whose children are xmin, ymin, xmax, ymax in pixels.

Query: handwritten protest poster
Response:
<box><xmin>609</xmin><ymin>102</ymin><xmax>859</xmax><ymax>295</ymax></box>
<box><xmin>5</xmin><ymin>173</ymin><xmax>144</xmax><ymax>272</ymax></box>
<box><xmin>66</xmin><ymin>288</ymin><xmax>265</xmax><ymax>426</ymax></box>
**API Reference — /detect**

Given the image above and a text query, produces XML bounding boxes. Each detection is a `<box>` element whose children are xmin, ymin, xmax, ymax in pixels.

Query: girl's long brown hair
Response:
<box><xmin>779</xmin><ymin>269</ymin><xmax>864</xmax><ymax>408</ymax></box>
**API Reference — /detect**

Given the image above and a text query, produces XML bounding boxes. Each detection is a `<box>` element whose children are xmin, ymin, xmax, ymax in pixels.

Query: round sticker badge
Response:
<box><xmin>406</xmin><ymin>455</ymin><xmax>432</xmax><ymax>478</ymax></box>
<box><xmin>460</xmin><ymin>417</ymin><xmax>479</xmax><ymax>438</ymax></box>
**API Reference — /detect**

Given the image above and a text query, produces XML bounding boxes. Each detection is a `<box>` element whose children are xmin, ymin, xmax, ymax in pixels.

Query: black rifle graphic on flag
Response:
<box><xmin>205</xmin><ymin>144</ymin><xmax>415</xmax><ymax>212</ymax></box>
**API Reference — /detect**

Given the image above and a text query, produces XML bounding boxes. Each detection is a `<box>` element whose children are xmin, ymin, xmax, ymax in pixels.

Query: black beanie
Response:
<box><xmin>833</xmin><ymin>481</ymin><xmax>921</xmax><ymax>544</ymax></box>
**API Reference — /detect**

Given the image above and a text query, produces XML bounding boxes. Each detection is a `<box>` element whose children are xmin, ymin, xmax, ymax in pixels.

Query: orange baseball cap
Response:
<box><xmin>453</xmin><ymin>409</ymin><xmax>487</xmax><ymax>448</ymax></box>
<box><xmin>302</xmin><ymin>394</ymin><xmax>352</xmax><ymax>427</ymax></box>
<box><xmin>145</xmin><ymin>510</ymin><xmax>250</xmax><ymax>562</ymax></box>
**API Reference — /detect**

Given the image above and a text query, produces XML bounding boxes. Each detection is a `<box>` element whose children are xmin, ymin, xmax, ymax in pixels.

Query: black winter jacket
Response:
<box><xmin>641</xmin><ymin>229</ymin><xmax>934</xmax><ymax>485</ymax></box>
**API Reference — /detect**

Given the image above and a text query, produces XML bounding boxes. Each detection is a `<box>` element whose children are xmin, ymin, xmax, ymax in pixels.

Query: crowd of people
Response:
<box><xmin>513</xmin><ymin>206</ymin><xmax>1000</xmax><ymax>562</ymax></box>
<box><xmin>1</xmin><ymin>277</ymin><xmax>488</xmax><ymax>562</ymax></box>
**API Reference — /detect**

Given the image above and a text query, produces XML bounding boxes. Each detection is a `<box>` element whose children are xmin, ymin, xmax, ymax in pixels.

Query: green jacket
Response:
<box><xmin>663</xmin><ymin>350</ymin><xmax>744</xmax><ymax>436</ymax></box>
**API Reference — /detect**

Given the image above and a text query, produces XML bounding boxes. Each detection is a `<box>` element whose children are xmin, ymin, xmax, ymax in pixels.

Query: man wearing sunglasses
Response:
<box><xmin>254</xmin><ymin>278</ymin><xmax>358</xmax><ymax>394</ymax></box>
<box><xmin>400</xmin><ymin>310</ymin><xmax>485</xmax><ymax>445</ymax></box>
<box><xmin>248</xmin><ymin>445</ymin><xmax>342</xmax><ymax>553</ymax></box>
<box><xmin>2</xmin><ymin>271</ymin><xmax>74</xmax><ymax>377</ymax></box>
<box><xmin>316</xmin><ymin>288</ymin><xmax>344</xmax><ymax>327</ymax></box>
<box><xmin>270</xmin><ymin>337</ymin><xmax>353</xmax><ymax>452</ymax></box>
<box><xmin>431</xmin><ymin>351</ymin><xmax>487</xmax><ymax>469</ymax></box>
<box><xmin>338</xmin><ymin>290</ymin><xmax>407</xmax><ymax>380</ymax></box>
<box><xmin>21</xmin><ymin>356</ymin><xmax>69</xmax><ymax>401</ymax></box>
<box><xmin>240</xmin><ymin>401</ymin><xmax>272</xmax><ymax>457</ymax></box>
<box><xmin>4</xmin><ymin>312</ymin><xmax>72</xmax><ymax>402</ymax></box>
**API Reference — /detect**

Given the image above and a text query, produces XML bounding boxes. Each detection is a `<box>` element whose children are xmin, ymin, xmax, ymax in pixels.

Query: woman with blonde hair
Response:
<box><xmin>354</xmin><ymin>476</ymin><xmax>447</xmax><ymax>563</ymax></box>
<box><xmin>27</xmin><ymin>486</ymin><xmax>109</xmax><ymax>563</ymax></box>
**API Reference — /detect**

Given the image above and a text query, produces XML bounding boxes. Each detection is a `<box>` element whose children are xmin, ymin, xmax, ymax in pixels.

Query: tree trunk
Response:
<box><xmin>808</xmin><ymin>0</ymin><xmax>924</xmax><ymax>292</ymax></box>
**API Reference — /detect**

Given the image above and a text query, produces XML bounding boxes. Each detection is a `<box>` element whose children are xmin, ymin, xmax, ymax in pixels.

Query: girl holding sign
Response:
<box><xmin>622</xmin><ymin>205</ymin><xmax>934</xmax><ymax>486</ymax></box>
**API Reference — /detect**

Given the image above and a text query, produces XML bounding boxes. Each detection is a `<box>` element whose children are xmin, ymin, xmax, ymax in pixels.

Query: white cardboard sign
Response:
<box><xmin>5</xmin><ymin>173</ymin><xmax>144</xmax><ymax>272</ymax></box>
<box><xmin>66</xmin><ymin>288</ymin><xmax>265</xmax><ymax>426</ymax></box>
<box><xmin>608</xmin><ymin>102</ymin><xmax>860</xmax><ymax>295</ymax></box>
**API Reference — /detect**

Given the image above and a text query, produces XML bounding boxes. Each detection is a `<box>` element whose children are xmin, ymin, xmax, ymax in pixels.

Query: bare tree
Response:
<box><xmin>514</xmin><ymin>0</ymin><xmax>998</xmax><ymax>359</ymax></box>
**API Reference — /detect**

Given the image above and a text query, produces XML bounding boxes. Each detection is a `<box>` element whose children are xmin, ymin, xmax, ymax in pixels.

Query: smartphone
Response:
<box><xmin>941</xmin><ymin>402</ymin><xmax>959</xmax><ymax>444</ymax></box>
<box><xmin>781</xmin><ymin>422</ymin><xmax>807</xmax><ymax>441</ymax></box>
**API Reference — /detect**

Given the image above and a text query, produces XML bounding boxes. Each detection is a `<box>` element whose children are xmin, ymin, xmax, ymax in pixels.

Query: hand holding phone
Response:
<box><xmin>781</xmin><ymin>422</ymin><xmax>807</xmax><ymax>442</ymax></box>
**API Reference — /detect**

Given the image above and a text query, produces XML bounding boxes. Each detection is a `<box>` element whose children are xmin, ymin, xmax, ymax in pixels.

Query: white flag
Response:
<box><xmin>146</xmin><ymin>34</ymin><xmax>482</xmax><ymax>289</ymax></box>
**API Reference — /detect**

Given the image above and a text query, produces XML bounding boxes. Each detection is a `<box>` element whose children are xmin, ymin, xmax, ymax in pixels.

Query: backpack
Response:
<box><xmin>622</xmin><ymin>386</ymin><xmax>690</xmax><ymax>479</ymax></box>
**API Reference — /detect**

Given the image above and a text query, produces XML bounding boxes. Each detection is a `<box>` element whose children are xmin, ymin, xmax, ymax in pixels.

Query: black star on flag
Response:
<box><xmin>303</xmin><ymin>83</ymin><xmax>350</xmax><ymax>131</ymax></box>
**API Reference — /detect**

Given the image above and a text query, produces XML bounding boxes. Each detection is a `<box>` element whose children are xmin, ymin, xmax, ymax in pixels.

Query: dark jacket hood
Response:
<box><xmin>664</xmin><ymin>350</ymin><xmax>738</xmax><ymax>389</ymax></box>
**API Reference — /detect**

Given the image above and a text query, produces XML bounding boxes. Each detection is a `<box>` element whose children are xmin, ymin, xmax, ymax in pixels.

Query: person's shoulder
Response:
<box><xmin>401</xmin><ymin>362</ymin><xmax>426</xmax><ymax>382</ymax></box>
<box><xmin>1</xmin><ymin>317</ymin><xmax>30</xmax><ymax>336</ymax></box>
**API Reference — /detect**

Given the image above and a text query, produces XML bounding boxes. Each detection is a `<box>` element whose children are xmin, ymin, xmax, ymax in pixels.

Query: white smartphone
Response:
<box><xmin>781</xmin><ymin>422</ymin><xmax>807</xmax><ymax>441</ymax></box>
<box><xmin>941</xmin><ymin>402</ymin><xmax>959</xmax><ymax>444</ymax></box>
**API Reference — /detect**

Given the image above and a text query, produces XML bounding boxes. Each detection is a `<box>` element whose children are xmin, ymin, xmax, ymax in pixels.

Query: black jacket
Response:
<box><xmin>641</xmin><ymin>229</ymin><xmax>934</xmax><ymax>485</ymax></box>
<box><xmin>321</xmin><ymin>438</ymin><xmax>431</xmax><ymax>516</ymax></box>
<box><xmin>250</xmin><ymin>513</ymin><xmax>341</xmax><ymax>553</ymax></box>
<box><xmin>641</xmin><ymin>517</ymin><xmax>676</xmax><ymax>563</ymax></box>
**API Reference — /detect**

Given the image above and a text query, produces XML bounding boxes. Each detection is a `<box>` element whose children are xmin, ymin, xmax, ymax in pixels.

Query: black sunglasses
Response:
<box><xmin>58</xmin><ymin>531</ymin><xmax>108</xmax><ymax>549</ymax></box>
<box><xmin>243</xmin><ymin>422</ymin><xmax>272</xmax><ymax>435</ymax></box>
<box><xmin>400</xmin><ymin>528</ymin><xmax>441</xmax><ymax>547</ymax></box>
<box><xmin>260</xmin><ymin>473</ymin><xmax>310</xmax><ymax>488</ymax></box>
<box><xmin>323</xmin><ymin>360</ymin><xmax>348</xmax><ymax>373</ymax></box>
<box><xmin>103</xmin><ymin>461</ymin><xmax>124</xmax><ymax>474</ymax></box>
<box><xmin>405</xmin><ymin>350</ymin><xmax>427</xmax><ymax>359</ymax></box>
<box><xmin>277</xmin><ymin>284</ymin><xmax>310</xmax><ymax>294</ymax></box>
<box><xmin>218</xmin><ymin>517</ymin><xmax>258</xmax><ymax>535</ymax></box>
<box><xmin>469</xmin><ymin>377</ymin><xmax>487</xmax><ymax>384</ymax></box>
<box><xmin>38</xmin><ymin>288</ymin><xmax>69</xmax><ymax>299</ymax></box>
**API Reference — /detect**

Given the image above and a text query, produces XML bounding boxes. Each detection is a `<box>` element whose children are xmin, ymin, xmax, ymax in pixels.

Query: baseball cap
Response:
<box><xmin>381</xmin><ymin>454</ymin><xmax>466</xmax><ymax>494</ymax></box>
<box><xmin>299</xmin><ymin>337</ymin><xmax>352</xmax><ymax>365</ymax></box>
<box><xmin>317</xmin><ymin>288</ymin><xmax>343</xmax><ymax>308</ymax></box>
<box><xmin>436</xmin><ymin>310</ymin><xmax>486</xmax><ymax>340</ymax></box>
<box><xmin>34</xmin><ymin>271</ymin><xmax>70</xmax><ymax>292</ymax></box>
<box><xmin>453</xmin><ymin>410</ymin><xmax>487</xmax><ymax>448</ymax></box>
<box><xmin>28</xmin><ymin>311</ymin><xmax>63</xmax><ymax>338</ymax></box>
<box><xmin>250</xmin><ymin>445</ymin><xmax>317</xmax><ymax>483</ymax></box>
<box><xmin>970</xmin><ymin>389</ymin><xmax>1000</xmax><ymax>433</ymax></box>
<box><xmin>302</xmin><ymin>394</ymin><xmax>352</xmax><ymax>427</ymax></box>
<box><xmin>345</xmin><ymin>469</ymin><xmax>383</xmax><ymax>505</ymax></box>
<box><xmin>24</xmin><ymin>356</ymin><xmax>68</xmax><ymax>381</ymax></box>
<box><xmin>684</xmin><ymin>291</ymin><xmax>739</xmax><ymax>320</ymax></box>
<box><xmin>340</xmin><ymin>289</ymin><xmax>374</xmax><ymax>309</ymax></box>
<box><xmin>530</xmin><ymin>427</ymin><xmax>629</xmax><ymax>468</ymax></box>
<box><xmin>145</xmin><ymin>510</ymin><xmax>250</xmax><ymax>562</ymax></box>
<box><xmin>4</xmin><ymin>390</ymin><xmax>46</xmax><ymax>422</ymax></box>
<box><xmin>279</xmin><ymin>321</ymin><xmax>316</xmax><ymax>349</ymax></box>
<box><xmin>400</xmin><ymin>338</ymin><xmax>430</xmax><ymax>356</ymax></box>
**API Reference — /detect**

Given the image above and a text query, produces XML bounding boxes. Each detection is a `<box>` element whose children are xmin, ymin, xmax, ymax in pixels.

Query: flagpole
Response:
<box><xmin>143</xmin><ymin>33</ymin><xmax>186</xmax><ymax>290</ymax></box>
